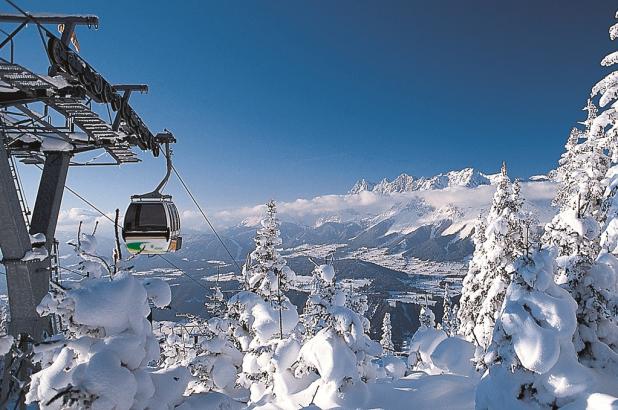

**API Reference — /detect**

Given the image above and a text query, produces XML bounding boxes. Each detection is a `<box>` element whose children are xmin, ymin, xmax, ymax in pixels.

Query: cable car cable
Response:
<box><xmin>157</xmin><ymin>254</ymin><xmax>211</xmax><ymax>292</ymax></box>
<box><xmin>58</xmin><ymin>265</ymin><xmax>87</xmax><ymax>277</ymax></box>
<box><xmin>170</xmin><ymin>164</ymin><xmax>243</xmax><ymax>274</ymax></box>
<box><xmin>34</xmin><ymin>164</ymin><xmax>117</xmax><ymax>226</ymax></box>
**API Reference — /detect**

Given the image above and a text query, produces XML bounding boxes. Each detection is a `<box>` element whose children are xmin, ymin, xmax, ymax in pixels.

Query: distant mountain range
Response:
<box><xmin>349</xmin><ymin>167</ymin><xmax>549</xmax><ymax>194</ymax></box>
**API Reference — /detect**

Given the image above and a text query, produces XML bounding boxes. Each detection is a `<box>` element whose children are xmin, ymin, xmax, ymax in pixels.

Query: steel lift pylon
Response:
<box><xmin>0</xmin><ymin>5</ymin><xmax>175</xmax><ymax>403</ymax></box>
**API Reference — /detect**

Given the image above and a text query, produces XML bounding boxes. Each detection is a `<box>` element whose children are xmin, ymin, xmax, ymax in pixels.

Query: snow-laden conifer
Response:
<box><xmin>300</xmin><ymin>263</ymin><xmax>340</xmax><ymax>338</ymax></box>
<box><xmin>273</xmin><ymin>265</ymin><xmax>382</xmax><ymax>408</ymax></box>
<box><xmin>543</xmin><ymin>96</ymin><xmax>618</xmax><ymax>368</ymax></box>
<box><xmin>345</xmin><ymin>283</ymin><xmax>370</xmax><ymax>319</ymax></box>
<box><xmin>458</xmin><ymin>163</ymin><xmax>526</xmax><ymax>349</ymax></box>
<box><xmin>476</xmin><ymin>248</ymin><xmax>593</xmax><ymax>408</ymax></box>
<box><xmin>408</xmin><ymin>303</ymin><xmax>446</xmax><ymax>374</ymax></box>
<box><xmin>380</xmin><ymin>312</ymin><xmax>395</xmax><ymax>354</ymax></box>
<box><xmin>26</xmin><ymin>231</ymin><xmax>188</xmax><ymax>409</ymax></box>
<box><xmin>419</xmin><ymin>303</ymin><xmax>435</xmax><ymax>329</ymax></box>
<box><xmin>440</xmin><ymin>283</ymin><xmax>454</xmax><ymax>337</ymax></box>
<box><xmin>227</xmin><ymin>201</ymin><xmax>300</xmax><ymax>404</ymax></box>
<box><xmin>294</xmin><ymin>288</ymin><xmax>382</xmax><ymax>408</ymax></box>
<box><xmin>158</xmin><ymin>314</ymin><xmax>243</xmax><ymax>397</ymax></box>
<box><xmin>458</xmin><ymin>217</ymin><xmax>486</xmax><ymax>340</ymax></box>
<box><xmin>242</xmin><ymin>200</ymin><xmax>296</xmax><ymax>299</ymax></box>
<box><xmin>449</xmin><ymin>304</ymin><xmax>460</xmax><ymax>336</ymax></box>
<box><xmin>586</xmin><ymin>14</ymin><xmax>618</xmax><ymax>369</ymax></box>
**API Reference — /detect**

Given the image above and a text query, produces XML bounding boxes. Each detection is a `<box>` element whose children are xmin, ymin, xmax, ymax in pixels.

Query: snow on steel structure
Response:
<box><xmin>0</xmin><ymin>3</ymin><xmax>175</xmax><ymax>342</ymax></box>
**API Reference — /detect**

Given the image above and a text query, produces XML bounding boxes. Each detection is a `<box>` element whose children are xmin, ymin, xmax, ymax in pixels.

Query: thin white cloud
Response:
<box><xmin>56</xmin><ymin>181</ymin><xmax>558</xmax><ymax>234</ymax></box>
<box><xmin>212</xmin><ymin>181</ymin><xmax>558</xmax><ymax>228</ymax></box>
<box><xmin>57</xmin><ymin>208</ymin><xmax>116</xmax><ymax>236</ymax></box>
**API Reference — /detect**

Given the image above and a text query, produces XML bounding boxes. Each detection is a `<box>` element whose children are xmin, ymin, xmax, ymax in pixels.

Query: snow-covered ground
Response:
<box><xmin>364</xmin><ymin>373</ymin><xmax>476</xmax><ymax>410</ymax></box>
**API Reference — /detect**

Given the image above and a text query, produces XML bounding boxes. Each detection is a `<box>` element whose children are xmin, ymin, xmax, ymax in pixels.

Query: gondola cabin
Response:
<box><xmin>122</xmin><ymin>195</ymin><xmax>182</xmax><ymax>254</ymax></box>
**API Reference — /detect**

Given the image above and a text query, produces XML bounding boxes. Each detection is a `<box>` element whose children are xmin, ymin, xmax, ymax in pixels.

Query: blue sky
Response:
<box><xmin>6</xmin><ymin>0</ymin><xmax>618</xmax><ymax>214</ymax></box>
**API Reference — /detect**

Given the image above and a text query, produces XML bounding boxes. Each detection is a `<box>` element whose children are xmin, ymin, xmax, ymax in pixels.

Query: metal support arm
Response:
<box><xmin>30</xmin><ymin>152</ymin><xmax>71</xmax><ymax>250</ymax></box>
<box><xmin>0</xmin><ymin>13</ymin><xmax>99</xmax><ymax>25</ymax></box>
<box><xmin>137</xmin><ymin>131</ymin><xmax>176</xmax><ymax>198</ymax></box>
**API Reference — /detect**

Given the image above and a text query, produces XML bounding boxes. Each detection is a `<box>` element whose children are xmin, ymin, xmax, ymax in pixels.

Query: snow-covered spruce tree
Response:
<box><xmin>407</xmin><ymin>302</ymin><xmax>447</xmax><ymax>374</ymax></box>
<box><xmin>242</xmin><ymin>200</ymin><xmax>296</xmax><ymax>301</ymax></box>
<box><xmin>419</xmin><ymin>303</ymin><xmax>435</xmax><ymax>329</ymax></box>
<box><xmin>594</xmin><ymin>11</ymin><xmax>618</xmax><ymax>307</ymax></box>
<box><xmin>227</xmin><ymin>201</ymin><xmax>300</xmax><ymax>405</ymax></box>
<box><xmin>598</xmin><ymin>41</ymin><xmax>618</xmax><ymax>254</ymax></box>
<box><xmin>300</xmin><ymin>263</ymin><xmax>343</xmax><ymax>339</ymax></box>
<box><xmin>345</xmin><ymin>283</ymin><xmax>370</xmax><ymax>318</ymax></box>
<box><xmin>343</xmin><ymin>283</ymin><xmax>374</xmax><ymax>341</ymax></box>
<box><xmin>379</xmin><ymin>311</ymin><xmax>407</xmax><ymax>379</ymax></box>
<box><xmin>26</xmin><ymin>230</ymin><xmax>189</xmax><ymax>409</ymax></box>
<box><xmin>476</xmin><ymin>248</ymin><xmax>593</xmax><ymax>409</ymax></box>
<box><xmin>205</xmin><ymin>281</ymin><xmax>226</xmax><ymax>318</ymax></box>
<box><xmin>449</xmin><ymin>304</ymin><xmax>460</xmax><ymax>336</ymax></box>
<box><xmin>601</xmin><ymin>160</ymin><xmax>618</xmax><ymax>255</ymax></box>
<box><xmin>380</xmin><ymin>312</ymin><xmax>395</xmax><ymax>354</ymax></box>
<box><xmin>458</xmin><ymin>217</ymin><xmax>486</xmax><ymax>340</ymax></box>
<box><xmin>158</xmin><ymin>314</ymin><xmax>243</xmax><ymax>397</ymax></box>
<box><xmin>294</xmin><ymin>293</ymin><xmax>382</xmax><ymax>408</ymax></box>
<box><xmin>457</xmin><ymin>162</ymin><xmax>526</xmax><ymax>350</ymax></box>
<box><xmin>591</xmin><ymin>12</ymin><xmax>618</xmax><ymax>362</ymax></box>
<box><xmin>511</xmin><ymin>179</ymin><xmax>540</xmax><ymax>253</ymax></box>
<box><xmin>440</xmin><ymin>283</ymin><xmax>454</xmax><ymax>337</ymax></box>
<box><xmin>543</xmin><ymin>97</ymin><xmax>618</xmax><ymax>369</ymax></box>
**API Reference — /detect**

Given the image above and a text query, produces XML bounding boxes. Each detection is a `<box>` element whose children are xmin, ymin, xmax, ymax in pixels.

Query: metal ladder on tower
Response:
<box><xmin>7</xmin><ymin>154</ymin><xmax>31</xmax><ymax>228</ymax></box>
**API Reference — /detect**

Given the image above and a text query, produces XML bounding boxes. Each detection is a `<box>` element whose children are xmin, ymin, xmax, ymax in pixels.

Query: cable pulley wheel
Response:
<box><xmin>103</xmin><ymin>82</ymin><xmax>113</xmax><ymax>103</ymax></box>
<box><xmin>92</xmin><ymin>73</ymin><xmax>103</xmax><ymax>95</ymax></box>
<box><xmin>111</xmin><ymin>94</ymin><xmax>122</xmax><ymax>111</ymax></box>
<box><xmin>66</xmin><ymin>52</ymin><xmax>82</xmax><ymax>76</ymax></box>
<box><xmin>82</xmin><ymin>66</ymin><xmax>95</xmax><ymax>87</ymax></box>
<box><xmin>48</xmin><ymin>37</ymin><xmax>66</xmax><ymax>67</ymax></box>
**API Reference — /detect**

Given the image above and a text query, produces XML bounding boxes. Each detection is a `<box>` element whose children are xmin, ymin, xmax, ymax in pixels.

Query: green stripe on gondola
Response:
<box><xmin>127</xmin><ymin>242</ymin><xmax>144</xmax><ymax>251</ymax></box>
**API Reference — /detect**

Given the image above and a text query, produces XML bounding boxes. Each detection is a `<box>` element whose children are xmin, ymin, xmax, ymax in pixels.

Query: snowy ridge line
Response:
<box><xmin>348</xmin><ymin>167</ymin><xmax>549</xmax><ymax>195</ymax></box>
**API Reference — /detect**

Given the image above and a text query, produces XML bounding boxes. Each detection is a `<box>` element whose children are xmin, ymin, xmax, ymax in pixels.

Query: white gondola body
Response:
<box><xmin>123</xmin><ymin>196</ymin><xmax>182</xmax><ymax>255</ymax></box>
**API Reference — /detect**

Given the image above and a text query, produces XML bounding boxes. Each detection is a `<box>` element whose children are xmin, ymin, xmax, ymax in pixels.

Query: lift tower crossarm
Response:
<box><xmin>111</xmin><ymin>85</ymin><xmax>148</xmax><ymax>132</ymax></box>
<box><xmin>0</xmin><ymin>13</ymin><xmax>99</xmax><ymax>25</ymax></box>
<box><xmin>113</xmin><ymin>84</ymin><xmax>148</xmax><ymax>93</ymax></box>
<box><xmin>0</xmin><ymin>13</ymin><xmax>98</xmax><ymax>49</ymax></box>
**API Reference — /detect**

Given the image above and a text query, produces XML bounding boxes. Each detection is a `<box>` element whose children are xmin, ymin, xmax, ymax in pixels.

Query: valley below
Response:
<box><xmin>44</xmin><ymin>168</ymin><xmax>557</xmax><ymax>350</ymax></box>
